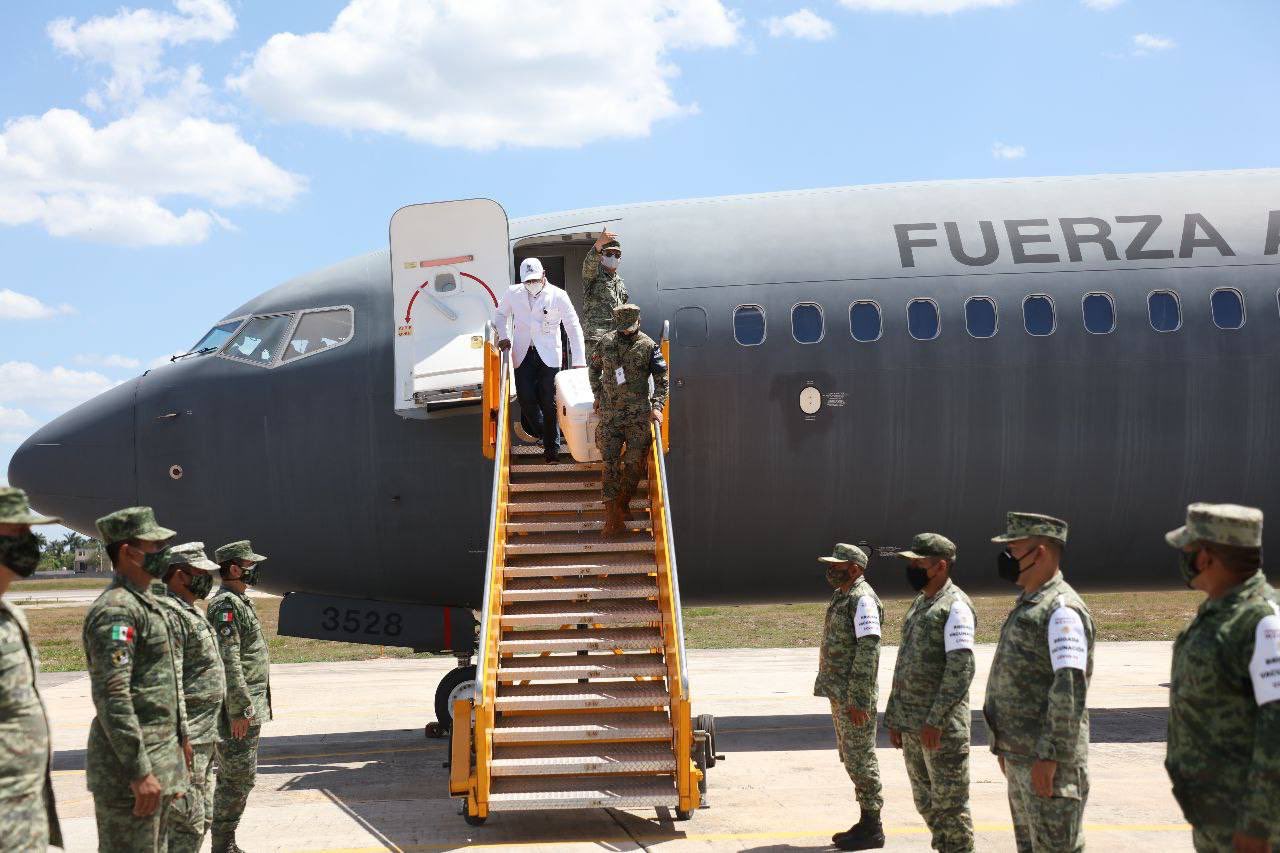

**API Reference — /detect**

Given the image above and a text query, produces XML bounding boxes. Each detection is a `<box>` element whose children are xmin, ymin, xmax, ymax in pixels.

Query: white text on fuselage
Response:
<box><xmin>895</xmin><ymin>211</ymin><xmax>1280</xmax><ymax>268</ymax></box>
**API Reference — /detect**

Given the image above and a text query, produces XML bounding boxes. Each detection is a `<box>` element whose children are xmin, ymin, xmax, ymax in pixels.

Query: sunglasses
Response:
<box><xmin>603</xmin><ymin>250</ymin><xmax>622</xmax><ymax>258</ymax></box>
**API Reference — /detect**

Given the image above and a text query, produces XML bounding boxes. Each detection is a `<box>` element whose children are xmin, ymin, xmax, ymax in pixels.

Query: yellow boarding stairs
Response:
<box><xmin>449</xmin><ymin>322</ymin><xmax>716</xmax><ymax>824</ymax></box>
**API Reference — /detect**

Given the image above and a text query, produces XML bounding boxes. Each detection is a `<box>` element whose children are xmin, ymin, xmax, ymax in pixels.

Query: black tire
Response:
<box><xmin>435</xmin><ymin>665</ymin><xmax>477</xmax><ymax>727</ymax></box>
<box><xmin>696</xmin><ymin>713</ymin><xmax>717</xmax><ymax>767</ymax></box>
<box><xmin>675</xmin><ymin>808</ymin><xmax>694</xmax><ymax>821</ymax></box>
<box><xmin>463</xmin><ymin>811</ymin><xmax>487</xmax><ymax>826</ymax></box>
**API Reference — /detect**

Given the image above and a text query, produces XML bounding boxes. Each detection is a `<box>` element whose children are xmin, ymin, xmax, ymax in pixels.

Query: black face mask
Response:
<box><xmin>825</xmin><ymin>567</ymin><xmax>851</xmax><ymax>589</ymax></box>
<box><xmin>905</xmin><ymin>565</ymin><xmax>930</xmax><ymax>592</ymax></box>
<box><xmin>240</xmin><ymin>565</ymin><xmax>259</xmax><ymax>587</ymax></box>
<box><xmin>0</xmin><ymin>532</ymin><xmax>41</xmax><ymax>578</ymax></box>
<box><xmin>1178</xmin><ymin>549</ymin><xmax>1201</xmax><ymax>589</ymax></box>
<box><xmin>997</xmin><ymin>547</ymin><xmax>1038</xmax><ymax>584</ymax></box>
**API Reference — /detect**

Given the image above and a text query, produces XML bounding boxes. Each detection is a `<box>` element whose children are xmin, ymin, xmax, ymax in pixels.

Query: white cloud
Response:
<box><xmin>992</xmin><ymin>141</ymin><xmax>1026</xmax><ymax>160</ymax></box>
<box><xmin>48</xmin><ymin>0</ymin><xmax>235</xmax><ymax>108</ymax></box>
<box><xmin>230</xmin><ymin>0</ymin><xmax>742</xmax><ymax>149</ymax></box>
<box><xmin>0</xmin><ymin>362</ymin><xmax>118</xmax><ymax>409</ymax></box>
<box><xmin>836</xmin><ymin>0</ymin><xmax>1017</xmax><ymax>13</ymax></box>
<box><xmin>0</xmin><ymin>289</ymin><xmax>74</xmax><ymax>320</ymax></box>
<box><xmin>766</xmin><ymin>9</ymin><xmax>836</xmax><ymax>40</ymax></box>
<box><xmin>0</xmin><ymin>408</ymin><xmax>39</xmax><ymax>444</ymax></box>
<box><xmin>74</xmin><ymin>354</ymin><xmax>143</xmax><ymax>370</ymax></box>
<box><xmin>1082</xmin><ymin>0</ymin><xmax>1123</xmax><ymax>9</ymax></box>
<box><xmin>1133</xmin><ymin>33</ymin><xmax>1175</xmax><ymax>55</ymax></box>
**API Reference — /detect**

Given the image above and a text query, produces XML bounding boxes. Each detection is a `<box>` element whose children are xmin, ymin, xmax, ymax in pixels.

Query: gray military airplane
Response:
<box><xmin>10</xmin><ymin>168</ymin><xmax>1280</xmax><ymax>722</ymax></box>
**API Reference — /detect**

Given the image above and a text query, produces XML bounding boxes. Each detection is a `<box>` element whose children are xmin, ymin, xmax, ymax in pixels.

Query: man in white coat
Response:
<box><xmin>496</xmin><ymin>258</ymin><xmax>587</xmax><ymax>462</ymax></box>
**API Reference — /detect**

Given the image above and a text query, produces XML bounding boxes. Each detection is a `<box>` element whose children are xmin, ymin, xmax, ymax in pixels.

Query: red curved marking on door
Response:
<box><xmin>459</xmin><ymin>272</ymin><xmax>498</xmax><ymax>306</ymax></box>
<box><xmin>405</xmin><ymin>286</ymin><xmax>423</xmax><ymax>323</ymax></box>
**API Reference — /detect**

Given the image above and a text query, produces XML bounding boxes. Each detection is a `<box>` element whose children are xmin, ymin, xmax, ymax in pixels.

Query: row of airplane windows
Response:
<box><xmin>731</xmin><ymin>288</ymin><xmax>1252</xmax><ymax>346</ymax></box>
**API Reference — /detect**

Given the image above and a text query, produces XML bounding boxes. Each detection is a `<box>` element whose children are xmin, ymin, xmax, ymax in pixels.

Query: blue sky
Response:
<box><xmin>2</xmin><ymin>0</ymin><xmax>1278</xmax><ymax>508</ymax></box>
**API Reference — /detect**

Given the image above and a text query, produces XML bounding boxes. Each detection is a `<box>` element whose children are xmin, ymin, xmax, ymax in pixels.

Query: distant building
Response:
<box><xmin>74</xmin><ymin>547</ymin><xmax>100</xmax><ymax>573</ymax></box>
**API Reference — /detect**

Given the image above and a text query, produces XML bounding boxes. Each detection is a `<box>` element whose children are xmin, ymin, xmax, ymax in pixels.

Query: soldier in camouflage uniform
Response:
<box><xmin>1164</xmin><ymin>503</ymin><xmax>1280</xmax><ymax>853</ymax></box>
<box><xmin>589</xmin><ymin>304</ymin><xmax>669</xmax><ymax>538</ymax></box>
<box><xmin>157</xmin><ymin>543</ymin><xmax>226</xmax><ymax>853</ymax></box>
<box><xmin>582</xmin><ymin>230</ymin><xmax>628</xmax><ymax>391</ymax></box>
<box><xmin>209</xmin><ymin>540</ymin><xmax>272</xmax><ymax>853</ymax></box>
<box><xmin>0</xmin><ymin>487</ymin><xmax>62</xmax><ymax>851</ymax></box>
<box><xmin>86</xmin><ymin>507</ymin><xmax>189</xmax><ymax>853</ymax></box>
<box><xmin>884</xmin><ymin>533</ymin><xmax>976</xmax><ymax>853</ymax></box>
<box><xmin>814</xmin><ymin>543</ymin><xmax>885</xmax><ymax>851</ymax></box>
<box><xmin>983</xmin><ymin>513</ymin><xmax>1094</xmax><ymax>853</ymax></box>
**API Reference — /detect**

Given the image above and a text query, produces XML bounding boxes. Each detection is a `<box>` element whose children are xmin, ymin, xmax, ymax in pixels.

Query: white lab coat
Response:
<box><xmin>494</xmin><ymin>284</ymin><xmax>586</xmax><ymax>369</ymax></box>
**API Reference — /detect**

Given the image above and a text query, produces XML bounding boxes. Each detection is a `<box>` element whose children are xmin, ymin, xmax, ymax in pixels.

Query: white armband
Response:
<box><xmin>943</xmin><ymin>601</ymin><xmax>975</xmax><ymax>652</ymax></box>
<box><xmin>854</xmin><ymin>596</ymin><xmax>881</xmax><ymax>639</ymax></box>
<box><xmin>1249</xmin><ymin>606</ymin><xmax>1280</xmax><ymax>706</ymax></box>
<box><xmin>1048</xmin><ymin>606</ymin><xmax>1088</xmax><ymax>672</ymax></box>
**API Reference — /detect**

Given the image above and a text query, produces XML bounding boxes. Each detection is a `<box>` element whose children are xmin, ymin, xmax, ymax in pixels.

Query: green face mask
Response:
<box><xmin>240</xmin><ymin>565</ymin><xmax>259</xmax><ymax>587</ymax></box>
<box><xmin>0</xmin><ymin>532</ymin><xmax>41</xmax><ymax>578</ymax></box>
<box><xmin>141</xmin><ymin>547</ymin><xmax>169</xmax><ymax>579</ymax></box>
<box><xmin>1179</xmin><ymin>549</ymin><xmax>1201</xmax><ymax>589</ymax></box>
<box><xmin>187</xmin><ymin>572</ymin><xmax>214</xmax><ymax>599</ymax></box>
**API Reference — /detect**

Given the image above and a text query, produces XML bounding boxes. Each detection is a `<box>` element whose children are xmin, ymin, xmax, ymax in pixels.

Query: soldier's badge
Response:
<box><xmin>220</xmin><ymin>625</ymin><xmax>233</xmax><ymax>637</ymax></box>
<box><xmin>111</xmin><ymin>648</ymin><xmax>130</xmax><ymax>667</ymax></box>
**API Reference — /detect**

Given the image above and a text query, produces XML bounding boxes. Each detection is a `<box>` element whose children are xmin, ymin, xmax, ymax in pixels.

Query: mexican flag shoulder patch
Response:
<box><xmin>110</xmin><ymin>625</ymin><xmax>135</xmax><ymax>643</ymax></box>
<box><xmin>217</xmin><ymin>611</ymin><xmax>234</xmax><ymax>623</ymax></box>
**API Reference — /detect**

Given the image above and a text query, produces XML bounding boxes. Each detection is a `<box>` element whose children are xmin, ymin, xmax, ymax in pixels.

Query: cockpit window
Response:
<box><xmin>282</xmin><ymin>308</ymin><xmax>354</xmax><ymax>363</ymax></box>
<box><xmin>191</xmin><ymin>319</ymin><xmax>244</xmax><ymax>354</ymax></box>
<box><xmin>221</xmin><ymin>314</ymin><xmax>294</xmax><ymax>366</ymax></box>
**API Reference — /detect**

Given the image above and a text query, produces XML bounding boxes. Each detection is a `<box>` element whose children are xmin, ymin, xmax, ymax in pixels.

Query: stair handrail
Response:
<box><xmin>651</xmin><ymin>426</ymin><xmax>690</xmax><ymax>696</ymax></box>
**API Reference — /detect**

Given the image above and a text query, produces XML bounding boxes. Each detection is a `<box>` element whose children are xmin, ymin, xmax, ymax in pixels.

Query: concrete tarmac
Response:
<box><xmin>45</xmin><ymin>643</ymin><xmax>1189</xmax><ymax>852</ymax></box>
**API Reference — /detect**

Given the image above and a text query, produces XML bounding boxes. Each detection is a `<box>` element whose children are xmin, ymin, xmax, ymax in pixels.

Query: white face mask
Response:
<box><xmin>524</xmin><ymin>279</ymin><xmax>545</xmax><ymax>296</ymax></box>
<box><xmin>600</xmin><ymin>254</ymin><xmax>620</xmax><ymax>271</ymax></box>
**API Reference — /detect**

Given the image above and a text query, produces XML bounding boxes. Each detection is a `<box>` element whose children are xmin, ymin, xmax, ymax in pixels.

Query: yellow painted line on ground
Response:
<box><xmin>295</xmin><ymin>823</ymin><xmax>1192</xmax><ymax>852</ymax></box>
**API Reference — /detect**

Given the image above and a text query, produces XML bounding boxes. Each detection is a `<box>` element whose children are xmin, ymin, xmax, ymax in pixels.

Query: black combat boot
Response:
<box><xmin>834</xmin><ymin>810</ymin><xmax>884</xmax><ymax>850</ymax></box>
<box><xmin>211</xmin><ymin>835</ymin><xmax>246</xmax><ymax>853</ymax></box>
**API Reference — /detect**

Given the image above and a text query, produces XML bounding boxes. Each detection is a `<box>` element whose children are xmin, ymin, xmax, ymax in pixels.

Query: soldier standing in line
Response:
<box><xmin>884</xmin><ymin>533</ymin><xmax>976</xmax><ymax>853</ymax></box>
<box><xmin>85</xmin><ymin>507</ymin><xmax>189</xmax><ymax>852</ymax></box>
<box><xmin>582</xmin><ymin>229</ymin><xmax>628</xmax><ymax>391</ymax></box>
<box><xmin>814</xmin><ymin>543</ymin><xmax>885</xmax><ymax>851</ymax></box>
<box><xmin>588</xmin><ymin>304</ymin><xmax>668</xmax><ymax>538</ymax></box>
<box><xmin>0</xmin><ymin>487</ymin><xmax>62</xmax><ymax>850</ymax></box>
<box><xmin>983</xmin><ymin>513</ymin><xmax>1094</xmax><ymax>853</ymax></box>
<box><xmin>208</xmin><ymin>540</ymin><xmax>272</xmax><ymax>853</ymax></box>
<box><xmin>1164</xmin><ymin>503</ymin><xmax>1280</xmax><ymax>853</ymax></box>
<box><xmin>156</xmin><ymin>543</ymin><xmax>226</xmax><ymax>853</ymax></box>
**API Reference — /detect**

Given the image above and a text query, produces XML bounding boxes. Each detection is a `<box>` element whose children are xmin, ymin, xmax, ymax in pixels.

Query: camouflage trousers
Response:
<box><xmin>1191</xmin><ymin>825</ymin><xmax>1240</xmax><ymax>853</ymax></box>
<box><xmin>212</xmin><ymin>726</ymin><xmax>260</xmax><ymax>841</ymax></box>
<box><xmin>597</xmin><ymin>417</ymin><xmax>651</xmax><ymax>501</ymax></box>
<box><xmin>900</xmin><ymin>731</ymin><xmax>974</xmax><ymax>852</ymax></box>
<box><xmin>0</xmin><ymin>791</ymin><xmax>48</xmax><ymax>852</ymax></box>
<box><xmin>93</xmin><ymin>788</ymin><xmax>173</xmax><ymax>852</ymax></box>
<box><xmin>829</xmin><ymin>700</ymin><xmax>883</xmax><ymax>811</ymax></box>
<box><xmin>1004</xmin><ymin>756</ymin><xmax>1088</xmax><ymax>853</ymax></box>
<box><xmin>168</xmin><ymin>742</ymin><xmax>217</xmax><ymax>852</ymax></box>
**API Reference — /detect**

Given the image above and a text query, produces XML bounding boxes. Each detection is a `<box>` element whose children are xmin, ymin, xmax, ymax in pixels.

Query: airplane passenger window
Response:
<box><xmin>849</xmin><ymin>301</ymin><xmax>881</xmax><ymax>342</ymax></box>
<box><xmin>1210</xmin><ymin>288</ymin><xmax>1244</xmax><ymax>330</ymax></box>
<box><xmin>733</xmin><ymin>305</ymin><xmax>766</xmax><ymax>346</ymax></box>
<box><xmin>1148</xmin><ymin>291</ymin><xmax>1181</xmax><ymax>332</ymax></box>
<box><xmin>282</xmin><ymin>308</ymin><xmax>355</xmax><ymax>362</ymax></box>
<box><xmin>1082</xmin><ymin>293</ymin><xmax>1116</xmax><ymax>334</ymax></box>
<box><xmin>190</xmin><ymin>319</ymin><xmax>244</xmax><ymax>354</ymax></box>
<box><xmin>1023</xmin><ymin>295</ymin><xmax>1055</xmax><ymax>336</ymax></box>
<box><xmin>907</xmin><ymin>299</ymin><xmax>939</xmax><ymax>341</ymax></box>
<box><xmin>222</xmin><ymin>314</ymin><xmax>294</xmax><ymax>365</ymax></box>
<box><xmin>792</xmin><ymin>303</ymin><xmax>824</xmax><ymax>344</ymax></box>
<box><xmin>964</xmin><ymin>297</ymin><xmax>997</xmax><ymax>338</ymax></box>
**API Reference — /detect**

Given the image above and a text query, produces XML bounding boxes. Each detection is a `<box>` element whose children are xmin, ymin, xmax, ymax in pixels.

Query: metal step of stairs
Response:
<box><xmin>494</xmin><ymin>681</ymin><xmax>670</xmax><ymax>712</ymax></box>
<box><xmin>492</xmin><ymin>711</ymin><xmax>671</xmax><ymax>744</ymax></box>
<box><xmin>497</xmin><ymin>652</ymin><xmax>666</xmax><ymax>681</ymax></box>
<box><xmin>490</xmin><ymin>743</ymin><xmax>676</xmax><ymax>777</ymax></box>
<box><xmin>487</xmin><ymin>776</ymin><xmax>677</xmax><ymax>811</ymax></box>
<box><xmin>503</xmin><ymin>576</ymin><xmax>657</xmax><ymax>604</ymax></box>
<box><xmin>509</xmin><ymin>478</ymin><xmax>647</xmax><ymax>494</ymax></box>
<box><xmin>505</xmin><ymin>516</ymin><xmax>650</xmax><ymax>534</ymax></box>
<box><xmin>505</xmin><ymin>532</ymin><xmax>653</xmax><ymax>556</ymax></box>
<box><xmin>511</xmin><ymin>460</ymin><xmax>602</xmax><ymax>475</ymax></box>
<box><xmin>502</xmin><ymin>555</ymin><xmax>657</xmax><ymax>579</ymax></box>
<box><xmin>500</xmin><ymin>601</ymin><xmax>661</xmax><ymax>629</ymax></box>
<box><xmin>508</xmin><ymin>492</ymin><xmax>651</xmax><ymax>513</ymax></box>
<box><xmin>499</xmin><ymin>627</ymin><xmax>664</xmax><ymax>654</ymax></box>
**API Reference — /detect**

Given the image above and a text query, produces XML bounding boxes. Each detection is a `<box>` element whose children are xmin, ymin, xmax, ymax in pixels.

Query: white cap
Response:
<box><xmin>519</xmin><ymin>258</ymin><xmax>544</xmax><ymax>283</ymax></box>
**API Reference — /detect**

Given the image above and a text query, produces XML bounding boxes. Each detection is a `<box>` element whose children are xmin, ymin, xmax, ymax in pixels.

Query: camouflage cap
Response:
<box><xmin>895</xmin><ymin>532</ymin><xmax>957</xmax><ymax>561</ymax></box>
<box><xmin>166</xmin><ymin>541</ymin><xmax>218</xmax><ymax>572</ymax></box>
<box><xmin>601</xmin><ymin>240</ymin><xmax>622</xmax><ymax>253</ymax></box>
<box><xmin>95</xmin><ymin>506</ymin><xmax>177</xmax><ymax>545</ymax></box>
<box><xmin>818</xmin><ymin>543</ymin><xmax>868</xmax><ymax>568</ymax></box>
<box><xmin>991</xmin><ymin>511</ymin><xmax>1069</xmax><ymax>545</ymax></box>
<box><xmin>0</xmin><ymin>487</ymin><xmax>61</xmax><ymax>525</ymax></box>
<box><xmin>613</xmin><ymin>303</ymin><xmax>641</xmax><ymax>334</ymax></box>
<box><xmin>214</xmin><ymin>540</ymin><xmax>267</xmax><ymax>564</ymax></box>
<box><xmin>1165</xmin><ymin>502</ymin><xmax>1262</xmax><ymax>549</ymax></box>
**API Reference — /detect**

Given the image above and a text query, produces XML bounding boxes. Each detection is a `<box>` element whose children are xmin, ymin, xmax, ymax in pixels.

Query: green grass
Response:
<box><xmin>22</xmin><ymin>590</ymin><xmax>1200</xmax><ymax>673</ymax></box>
<box><xmin>12</xmin><ymin>577</ymin><xmax>111</xmax><ymax>592</ymax></box>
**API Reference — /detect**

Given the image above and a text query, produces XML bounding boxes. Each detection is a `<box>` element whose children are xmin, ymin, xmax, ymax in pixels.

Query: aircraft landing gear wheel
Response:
<box><xmin>696</xmin><ymin>713</ymin><xmax>718</xmax><ymax>767</ymax></box>
<box><xmin>424</xmin><ymin>721</ymin><xmax>446</xmax><ymax>739</ymax></box>
<box><xmin>434</xmin><ymin>664</ymin><xmax>477</xmax><ymax>730</ymax></box>
<box><xmin>463</xmin><ymin>811</ymin><xmax>487</xmax><ymax>827</ymax></box>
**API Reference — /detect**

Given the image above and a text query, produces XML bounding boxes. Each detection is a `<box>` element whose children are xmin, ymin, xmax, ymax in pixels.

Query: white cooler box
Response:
<box><xmin>555</xmin><ymin>367</ymin><xmax>601</xmax><ymax>462</ymax></box>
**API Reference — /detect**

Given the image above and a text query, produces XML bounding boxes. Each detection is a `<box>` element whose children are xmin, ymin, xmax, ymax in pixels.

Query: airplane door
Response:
<box><xmin>133</xmin><ymin>366</ymin><xmax>209</xmax><ymax>518</ymax></box>
<box><xmin>390</xmin><ymin>199</ymin><xmax>510</xmax><ymax>417</ymax></box>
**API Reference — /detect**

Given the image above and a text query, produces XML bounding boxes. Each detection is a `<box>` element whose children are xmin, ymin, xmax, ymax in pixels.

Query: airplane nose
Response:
<box><xmin>7</xmin><ymin>378</ymin><xmax>139</xmax><ymax>536</ymax></box>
